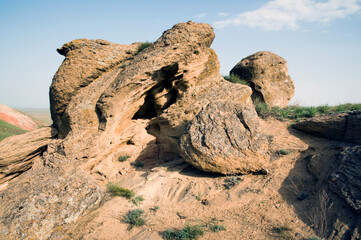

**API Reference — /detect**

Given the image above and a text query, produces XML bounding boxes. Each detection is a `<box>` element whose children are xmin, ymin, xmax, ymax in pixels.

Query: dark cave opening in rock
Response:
<box><xmin>132</xmin><ymin>63</ymin><xmax>182</xmax><ymax>120</ymax></box>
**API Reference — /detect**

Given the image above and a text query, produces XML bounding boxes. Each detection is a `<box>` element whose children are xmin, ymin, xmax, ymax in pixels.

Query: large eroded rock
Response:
<box><xmin>230</xmin><ymin>51</ymin><xmax>295</xmax><ymax>107</ymax></box>
<box><xmin>1</xmin><ymin>22</ymin><xmax>260</xmax><ymax>239</ymax></box>
<box><xmin>179</xmin><ymin>102</ymin><xmax>269</xmax><ymax>174</ymax></box>
<box><xmin>293</xmin><ymin>111</ymin><xmax>361</xmax><ymax>144</ymax></box>
<box><xmin>50</xmin><ymin>39</ymin><xmax>140</xmax><ymax>137</ymax></box>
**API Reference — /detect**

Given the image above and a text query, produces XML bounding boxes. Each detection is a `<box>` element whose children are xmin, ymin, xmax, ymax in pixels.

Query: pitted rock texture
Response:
<box><xmin>179</xmin><ymin>102</ymin><xmax>269</xmax><ymax>174</ymax></box>
<box><xmin>230</xmin><ymin>51</ymin><xmax>295</xmax><ymax>107</ymax></box>
<box><xmin>293</xmin><ymin>111</ymin><xmax>361</xmax><ymax>144</ymax></box>
<box><xmin>0</xmin><ymin>161</ymin><xmax>102</xmax><ymax>240</ymax></box>
<box><xmin>329</xmin><ymin>145</ymin><xmax>361</xmax><ymax>213</ymax></box>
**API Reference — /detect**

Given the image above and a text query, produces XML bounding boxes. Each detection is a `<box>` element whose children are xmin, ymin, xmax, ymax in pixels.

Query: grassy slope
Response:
<box><xmin>0</xmin><ymin>119</ymin><xmax>28</xmax><ymax>141</ymax></box>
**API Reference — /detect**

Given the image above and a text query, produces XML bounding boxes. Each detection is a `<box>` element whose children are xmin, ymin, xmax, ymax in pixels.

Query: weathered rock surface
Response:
<box><xmin>230</xmin><ymin>51</ymin><xmax>295</xmax><ymax>107</ymax></box>
<box><xmin>293</xmin><ymin>111</ymin><xmax>361</xmax><ymax>144</ymax></box>
<box><xmin>0</xmin><ymin>155</ymin><xmax>102</xmax><ymax>239</ymax></box>
<box><xmin>0</xmin><ymin>127</ymin><xmax>57</xmax><ymax>188</ymax></box>
<box><xmin>1</xmin><ymin>21</ymin><xmax>264</xmax><ymax>239</ymax></box>
<box><xmin>0</xmin><ymin>103</ymin><xmax>40</xmax><ymax>130</ymax></box>
<box><xmin>50</xmin><ymin>39</ymin><xmax>140</xmax><ymax>137</ymax></box>
<box><xmin>329</xmin><ymin>145</ymin><xmax>361</xmax><ymax>213</ymax></box>
<box><xmin>179</xmin><ymin>102</ymin><xmax>269</xmax><ymax>174</ymax></box>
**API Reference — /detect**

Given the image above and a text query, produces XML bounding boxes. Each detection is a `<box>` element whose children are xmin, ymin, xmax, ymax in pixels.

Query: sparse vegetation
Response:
<box><xmin>271</xmin><ymin>225</ymin><xmax>292</xmax><ymax>239</ymax></box>
<box><xmin>137</xmin><ymin>41</ymin><xmax>152</xmax><ymax>54</ymax></box>
<box><xmin>307</xmin><ymin>190</ymin><xmax>333</xmax><ymax>238</ymax></box>
<box><xmin>132</xmin><ymin>195</ymin><xmax>144</xmax><ymax>206</ymax></box>
<box><xmin>131</xmin><ymin>161</ymin><xmax>144</xmax><ymax>167</ymax></box>
<box><xmin>106</xmin><ymin>182</ymin><xmax>135</xmax><ymax>199</ymax></box>
<box><xmin>277</xmin><ymin>149</ymin><xmax>290</xmax><ymax>155</ymax></box>
<box><xmin>124</xmin><ymin>209</ymin><xmax>146</xmax><ymax>230</ymax></box>
<box><xmin>118</xmin><ymin>155</ymin><xmax>131</xmax><ymax>162</ymax></box>
<box><xmin>210</xmin><ymin>224</ymin><xmax>226</xmax><ymax>232</ymax></box>
<box><xmin>162</xmin><ymin>224</ymin><xmax>204</xmax><ymax>240</ymax></box>
<box><xmin>0</xmin><ymin>119</ymin><xmax>28</xmax><ymax>141</ymax></box>
<box><xmin>223</xmin><ymin>74</ymin><xmax>250</xmax><ymax>86</ymax></box>
<box><xmin>223</xmin><ymin>176</ymin><xmax>242</xmax><ymax>189</ymax></box>
<box><xmin>255</xmin><ymin>102</ymin><xmax>361</xmax><ymax>120</ymax></box>
<box><xmin>151</xmin><ymin>205</ymin><xmax>160</xmax><ymax>212</ymax></box>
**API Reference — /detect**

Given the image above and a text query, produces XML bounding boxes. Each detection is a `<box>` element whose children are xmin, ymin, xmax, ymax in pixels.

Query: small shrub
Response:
<box><xmin>132</xmin><ymin>195</ymin><xmax>144</xmax><ymax>206</ymax></box>
<box><xmin>131</xmin><ymin>161</ymin><xmax>144</xmax><ymax>167</ymax></box>
<box><xmin>137</xmin><ymin>42</ymin><xmax>152</xmax><ymax>54</ymax></box>
<box><xmin>118</xmin><ymin>155</ymin><xmax>131</xmax><ymax>162</ymax></box>
<box><xmin>277</xmin><ymin>149</ymin><xmax>290</xmax><ymax>155</ymax></box>
<box><xmin>121</xmin><ymin>62</ymin><xmax>127</xmax><ymax>68</ymax></box>
<box><xmin>223</xmin><ymin>176</ymin><xmax>242</xmax><ymax>189</ymax></box>
<box><xmin>271</xmin><ymin>225</ymin><xmax>292</xmax><ymax>239</ymax></box>
<box><xmin>162</xmin><ymin>224</ymin><xmax>204</xmax><ymax>240</ymax></box>
<box><xmin>106</xmin><ymin>182</ymin><xmax>135</xmax><ymax>199</ymax></box>
<box><xmin>223</xmin><ymin>74</ymin><xmax>250</xmax><ymax>86</ymax></box>
<box><xmin>210</xmin><ymin>224</ymin><xmax>226</xmax><ymax>232</ymax></box>
<box><xmin>124</xmin><ymin>209</ymin><xmax>146</xmax><ymax>230</ymax></box>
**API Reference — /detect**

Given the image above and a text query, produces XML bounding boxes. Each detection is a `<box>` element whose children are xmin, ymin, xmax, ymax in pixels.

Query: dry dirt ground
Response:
<box><xmin>63</xmin><ymin>118</ymin><xmax>351</xmax><ymax>240</ymax></box>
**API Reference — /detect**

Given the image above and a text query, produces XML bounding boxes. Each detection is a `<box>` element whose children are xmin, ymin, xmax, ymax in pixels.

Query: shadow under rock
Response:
<box><xmin>278</xmin><ymin>126</ymin><xmax>360</xmax><ymax>239</ymax></box>
<box><xmin>131</xmin><ymin>139</ymin><xmax>223</xmax><ymax>179</ymax></box>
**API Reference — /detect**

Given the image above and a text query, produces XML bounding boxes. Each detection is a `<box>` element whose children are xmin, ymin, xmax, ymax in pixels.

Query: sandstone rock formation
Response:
<box><xmin>0</xmin><ymin>21</ymin><xmax>268</xmax><ymax>239</ymax></box>
<box><xmin>0</xmin><ymin>126</ymin><xmax>57</xmax><ymax>188</ymax></box>
<box><xmin>50</xmin><ymin>39</ymin><xmax>141</xmax><ymax>137</ymax></box>
<box><xmin>330</xmin><ymin>145</ymin><xmax>361</xmax><ymax>213</ymax></box>
<box><xmin>293</xmin><ymin>111</ymin><xmax>361</xmax><ymax>144</ymax></box>
<box><xmin>0</xmin><ymin>103</ymin><xmax>40</xmax><ymax>130</ymax></box>
<box><xmin>230</xmin><ymin>51</ymin><xmax>295</xmax><ymax>107</ymax></box>
<box><xmin>179</xmin><ymin>102</ymin><xmax>269</xmax><ymax>174</ymax></box>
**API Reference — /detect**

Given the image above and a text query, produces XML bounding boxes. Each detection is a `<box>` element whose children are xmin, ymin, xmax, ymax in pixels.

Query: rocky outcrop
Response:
<box><xmin>230</xmin><ymin>51</ymin><xmax>295</xmax><ymax>107</ymax></box>
<box><xmin>50</xmin><ymin>39</ymin><xmax>141</xmax><ymax>137</ymax></box>
<box><xmin>0</xmin><ymin>103</ymin><xmax>40</xmax><ymax>130</ymax></box>
<box><xmin>0</xmin><ymin>156</ymin><xmax>101</xmax><ymax>239</ymax></box>
<box><xmin>293</xmin><ymin>111</ymin><xmax>361</xmax><ymax>144</ymax></box>
<box><xmin>329</xmin><ymin>146</ymin><xmax>361</xmax><ymax>213</ymax></box>
<box><xmin>0</xmin><ymin>127</ymin><xmax>57</xmax><ymax>188</ymax></box>
<box><xmin>179</xmin><ymin>102</ymin><xmax>269</xmax><ymax>174</ymax></box>
<box><xmin>1</xmin><ymin>21</ymin><xmax>265</xmax><ymax>239</ymax></box>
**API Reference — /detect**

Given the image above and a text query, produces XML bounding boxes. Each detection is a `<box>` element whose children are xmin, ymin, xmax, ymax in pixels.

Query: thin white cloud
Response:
<box><xmin>218</xmin><ymin>12</ymin><xmax>229</xmax><ymax>16</ymax></box>
<box><xmin>214</xmin><ymin>0</ymin><xmax>361</xmax><ymax>30</ymax></box>
<box><xmin>195</xmin><ymin>12</ymin><xmax>207</xmax><ymax>19</ymax></box>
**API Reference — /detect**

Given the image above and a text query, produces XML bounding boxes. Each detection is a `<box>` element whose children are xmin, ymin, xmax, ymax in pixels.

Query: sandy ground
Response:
<box><xmin>61</xmin><ymin>118</ymin><xmax>352</xmax><ymax>240</ymax></box>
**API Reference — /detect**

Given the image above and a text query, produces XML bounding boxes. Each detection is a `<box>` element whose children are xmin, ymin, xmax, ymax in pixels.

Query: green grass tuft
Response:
<box><xmin>124</xmin><ymin>209</ymin><xmax>146</xmax><ymax>230</ymax></box>
<box><xmin>223</xmin><ymin>176</ymin><xmax>242</xmax><ymax>189</ymax></box>
<box><xmin>255</xmin><ymin>103</ymin><xmax>361</xmax><ymax>120</ymax></box>
<box><xmin>271</xmin><ymin>225</ymin><xmax>292</xmax><ymax>239</ymax></box>
<box><xmin>277</xmin><ymin>149</ymin><xmax>290</xmax><ymax>155</ymax></box>
<box><xmin>137</xmin><ymin>42</ymin><xmax>152</xmax><ymax>54</ymax></box>
<box><xmin>223</xmin><ymin>74</ymin><xmax>250</xmax><ymax>86</ymax></box>
<box><xmin>118</xmin><ymin>155</ymin><xmax>131</xmax><ymax>162</ymax></box>
<box><xmin>132</xmin><ymin>195</ymin><xmax>144</xmax><ymax>206</ymax></box>
<box><xmin>210</xmin><ymin>224</ymin><xmax>226</xmax><ymax>232</ymax></box>
<box><xmin>106</xmin><ymin>182</ymin><xmax>135</xmax><ymax>199</ymax></box>
<box><xmin>162</xmin><ymin>224</ymin><xmax>204</xmax><ymax>240</ymax></box>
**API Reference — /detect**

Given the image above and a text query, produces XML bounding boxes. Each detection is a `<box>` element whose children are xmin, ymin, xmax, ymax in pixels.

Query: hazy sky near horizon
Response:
<box><xmin>0</xmin><ymin>0</ymin><xmax>360</xmax><ymax>109</ymax></box>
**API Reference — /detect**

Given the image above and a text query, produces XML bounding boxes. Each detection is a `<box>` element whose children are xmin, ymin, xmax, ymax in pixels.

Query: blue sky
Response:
<box><xmin>0</xmin><ymin>0</ymin><xmax>360</xmax><ymax>108</ymax></box>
